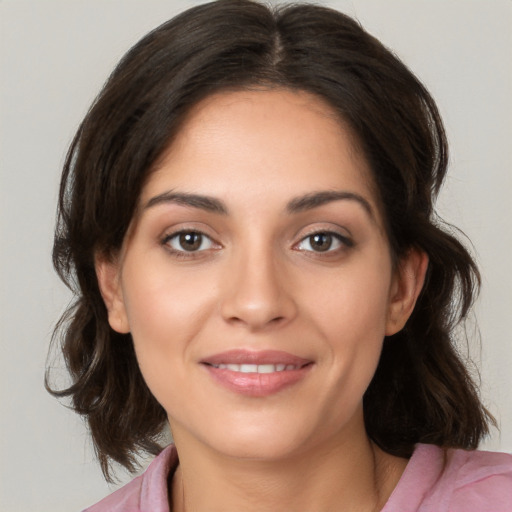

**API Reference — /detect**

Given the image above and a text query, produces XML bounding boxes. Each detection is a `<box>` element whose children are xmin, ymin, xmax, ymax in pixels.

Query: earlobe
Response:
<box><xmin>385</xmin><ymin>248</ymin><xmax>428</xmax><ymax>336</ymax></box>
<box><xmin>95</xmin><ymin>254</ymin><xmax>130</xmax><ymax>334</ymax></box>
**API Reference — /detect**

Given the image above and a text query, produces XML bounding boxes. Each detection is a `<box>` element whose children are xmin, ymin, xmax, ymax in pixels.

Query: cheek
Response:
<box><xmin>119</xmin><ymin>263</ymin><xmax>218</xmax><ymax>398</ymax></box>
<box><xmin>308</xmin><ymin>254</ymin><xmax>392</xmax><ymax>337</ymax></box>
<box><xmin>325</xmin><ymin>289</ymin><xmax>388</xmax><ymax>382</ymax></box>
<box><xmin>122</xmin><ymin>259</ymin><xmax>217</xmax><ymax>337</ymax></box>
<box><xmin>307</xmin><ymin>254</ymin><xmax>392</xmax><ymax>386</ymax></box>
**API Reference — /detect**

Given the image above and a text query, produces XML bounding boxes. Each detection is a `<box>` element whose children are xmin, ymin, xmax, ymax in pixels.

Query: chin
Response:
<box><xmin>209</xmin><ymin>432</ymin><xmax>310</xmax><ymax>461</ymax></box>
<box><xmin>185</xmin><ymin>410</ymin><xmax>329</xmax><ymax>462</ymax></box>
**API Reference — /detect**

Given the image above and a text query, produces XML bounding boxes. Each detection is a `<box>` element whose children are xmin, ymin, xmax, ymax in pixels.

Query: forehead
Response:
<box><xmin>141</xmin><ymin>89</ymin><xmax>380</xmax><ymax>219</ymax></box>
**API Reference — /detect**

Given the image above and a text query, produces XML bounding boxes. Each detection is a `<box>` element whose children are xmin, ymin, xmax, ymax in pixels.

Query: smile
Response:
<box><xmin>201</xmin><ymin>350</ymin><xmax>313</xmax><ymax>397</ymax></box>
<box><xmin>209</xmin><ymin>363</ymin><xmax>300</xmax><ymax>373</ymax></box>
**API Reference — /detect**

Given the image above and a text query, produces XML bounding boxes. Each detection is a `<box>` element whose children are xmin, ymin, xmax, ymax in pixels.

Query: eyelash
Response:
<box><xmin>161</xmin><ymin>229</ymin><xmax>353</xmax><ymax>259</ymax></box>
<box><xmin>161</xmin><ymin>230</ymin><xmax>219</xmax><ymax>259</ymax></box>
<box><xmin>294</xmin><ymin>230</ymin><xmax>354</xmax><ymax>254</ymax></box>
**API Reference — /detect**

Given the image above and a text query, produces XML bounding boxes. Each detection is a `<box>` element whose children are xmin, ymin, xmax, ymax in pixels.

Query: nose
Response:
<box><xmin>220</xmin><ymin>248</ymin><xmax>297</xmax><ymax>331</ymax></box>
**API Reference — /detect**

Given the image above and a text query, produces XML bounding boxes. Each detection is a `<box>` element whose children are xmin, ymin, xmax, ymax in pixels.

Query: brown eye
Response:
<box><xmin>309</xmin><ymin>233</ymin><xmax>333</xmax><ymax>252</ymax></box>
<box><xmin>296</xmin><ymin>231</ymin><xmax>353</xmax><ymax>254</ymax></box>
<box><xmin>179</xmin><ymin>232</ymin><xmax>203</xmax><ymax>251</ymax></box>
<box><xmin>165</xmin><ymin>231</ymin><xmax>215</xmax><ymax>253</ymax></box>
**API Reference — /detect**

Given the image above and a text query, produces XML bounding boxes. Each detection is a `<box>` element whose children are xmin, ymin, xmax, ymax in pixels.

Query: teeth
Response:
<box><xmin>256</xmin><ymin>364</ymin><xmax>275</xmax><ymax>373</ymax></box>
<box><xmin>213</xmin><ymin>363</ymin><xmax>299</xmax><ymax>373</ymax></box>
<box><xmin>240</xmin><ymin>364</ymin><xmax>258</xmax><ymax>373</ymax></box>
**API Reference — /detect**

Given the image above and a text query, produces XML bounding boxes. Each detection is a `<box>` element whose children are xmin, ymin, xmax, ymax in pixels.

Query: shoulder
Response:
<box><xmin>384</xmin><ymin>444</ymin><xmax>512</xmax><ymax>512</ymax></box>
<box><xmin>444</xmin><ymin>446</ymin><xmax>512</xmax><ymax>511</ymax></box>
<box><xmin>83</xmin><ymin>445</ymin><xmax>178</xmax><ymax>512</ymax></box>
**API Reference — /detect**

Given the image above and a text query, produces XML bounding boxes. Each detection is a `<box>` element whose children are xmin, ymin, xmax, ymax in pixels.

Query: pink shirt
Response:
<box><xmin>84</xmin><ymin>444</ymin><xmax>512</xmax><ymax>511</ymax></box>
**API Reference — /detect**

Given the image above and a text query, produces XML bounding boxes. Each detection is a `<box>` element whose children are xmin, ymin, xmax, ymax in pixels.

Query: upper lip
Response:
<box><xmin>201</xmin><ymin>349</ymin><xmax>312</xmax><ymax>367</ymax></box>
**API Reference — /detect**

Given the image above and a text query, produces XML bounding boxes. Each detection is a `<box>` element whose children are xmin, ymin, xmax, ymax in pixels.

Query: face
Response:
<box><xmin>98</xmin><ymin>89</ymin><xmax>426</xmax><ymax>461</ymax></box>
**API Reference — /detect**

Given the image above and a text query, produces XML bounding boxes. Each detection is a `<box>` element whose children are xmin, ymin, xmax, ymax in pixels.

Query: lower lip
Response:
<box><xmin>203</xmin><ymin>364</ymin><xmax>312</xmax><ymax>397</ymax></box>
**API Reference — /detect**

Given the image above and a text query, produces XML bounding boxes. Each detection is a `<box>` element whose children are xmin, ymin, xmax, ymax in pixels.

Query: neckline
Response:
<box><xmin>150</xmin><ymin>443</ymin><xmax>444</xmax><ymax>512</ymax></box>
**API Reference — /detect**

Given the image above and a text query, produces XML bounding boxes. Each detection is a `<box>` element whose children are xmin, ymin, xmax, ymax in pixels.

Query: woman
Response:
<box><xmin>47</xmin><ymin>1</ymin><xmax>512</xmax><ymax>510</ymax></box>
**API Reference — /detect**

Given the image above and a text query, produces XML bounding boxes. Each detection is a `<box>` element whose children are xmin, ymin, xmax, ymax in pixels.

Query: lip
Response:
<box><xmin>202</xmin><ymin>349</ymin><xmax>311</xmax><ymax>366</ymax></box>
<box><xmin>201</xmin><ymin>349</ymin><xmax>313</xmax><ymax>397</ymax></box>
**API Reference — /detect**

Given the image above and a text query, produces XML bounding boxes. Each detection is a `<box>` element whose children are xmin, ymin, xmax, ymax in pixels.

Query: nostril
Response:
<box><xmin>219</xmin><ymin>277</ymin><xmax>297</xmax><ymax>329</ymax></box>
<box><xmin>225</xmin><ymin>314</ymin><xmax>287</xmax><ymax>330</ymax></box>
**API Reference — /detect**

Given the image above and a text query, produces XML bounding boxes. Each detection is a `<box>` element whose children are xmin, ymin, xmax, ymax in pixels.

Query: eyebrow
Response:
<box><xmin>144</xmin><ymin>190</ymin><xmax>374</xmax><ymax>218</ymax></box>
<box><xmin>144</xmin><ymin>191</ymin><xmax>228</xmax><ymax>214</ymax></box>
<box><xmin>286</xmin><ymin>190</ymin><xmax>374</xmax><ymax>217</ymax></box>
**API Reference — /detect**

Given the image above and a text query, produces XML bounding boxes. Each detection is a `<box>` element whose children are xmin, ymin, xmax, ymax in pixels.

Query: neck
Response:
<box><xmin>170</xmin><ymin>420</ymin><xmax>407</xmax><ymax>512</ymax></box>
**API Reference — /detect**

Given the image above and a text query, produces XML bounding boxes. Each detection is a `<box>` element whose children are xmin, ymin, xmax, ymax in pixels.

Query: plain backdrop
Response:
<box><xmin>1</xmin><ymin>1</ymin><xmax>511</xmax><ymax>510</ymax></box>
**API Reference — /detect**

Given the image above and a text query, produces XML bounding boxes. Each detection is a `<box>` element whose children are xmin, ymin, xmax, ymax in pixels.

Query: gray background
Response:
<box><xmin>1</xmin><ymin>1</ymin><xmax>511</xmax><ymax>510</ymax></box>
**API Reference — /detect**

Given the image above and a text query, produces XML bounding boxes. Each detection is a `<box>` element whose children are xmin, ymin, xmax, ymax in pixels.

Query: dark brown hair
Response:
<box><xmin>47</xmin><ymin>0</ymin><xmax>494</xmax><ymax>481</ymax></box>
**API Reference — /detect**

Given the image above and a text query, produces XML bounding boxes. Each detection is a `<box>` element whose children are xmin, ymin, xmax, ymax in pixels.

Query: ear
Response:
<box><xmin>95</xmin><ymin>254</ymin><xmax>130</xmax><ymax>334</ymax></box>
<box><xmin>385</xmin><ymin>248</ymin><xmax>428</xmax><ymax>336</ymax></box>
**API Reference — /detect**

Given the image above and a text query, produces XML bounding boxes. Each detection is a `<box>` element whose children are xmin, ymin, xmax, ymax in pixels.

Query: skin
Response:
<box><xmin>97</xmin><ymin>89</ymin><xmax>427</xmax><ymax>511</ymax></box>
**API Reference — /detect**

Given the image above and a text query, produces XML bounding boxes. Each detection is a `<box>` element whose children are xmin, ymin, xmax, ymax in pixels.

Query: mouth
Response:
<box><xmin>201</xmin><ymin>350</ymin><xmax>313</xmax><ymax>397</ymax></box>
<box><xmin>207</xmin><ymin>363</ymin><xmax>303</xmax><ymax>373</ymax></box>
